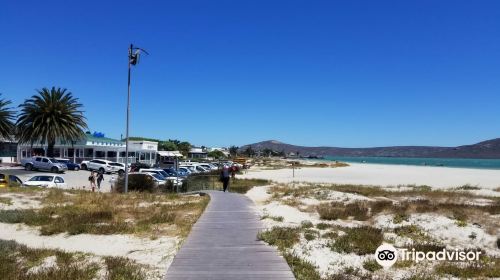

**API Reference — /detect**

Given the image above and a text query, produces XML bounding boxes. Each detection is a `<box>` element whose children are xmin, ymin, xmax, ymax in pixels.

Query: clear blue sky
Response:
<box><xmin>2</xmin><ymin>1</ymin><xmax>499</xmax><ymax>148</ymax></box>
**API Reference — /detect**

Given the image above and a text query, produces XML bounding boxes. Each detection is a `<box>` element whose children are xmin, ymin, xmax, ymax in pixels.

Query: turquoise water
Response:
<box><xmin>322</xmin><ymin>156</ymin><xmax>500</xmax><ymax>170</ymax></box>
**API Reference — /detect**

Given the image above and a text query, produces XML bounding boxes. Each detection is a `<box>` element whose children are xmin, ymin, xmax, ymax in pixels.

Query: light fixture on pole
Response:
<box><xmin>125</xmin><ymin>43</ymin><xmax>149</xmax><ymax>193</ymax></box>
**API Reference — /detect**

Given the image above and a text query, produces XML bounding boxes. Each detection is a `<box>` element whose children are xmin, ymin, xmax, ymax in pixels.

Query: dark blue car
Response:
<box><xmin>163</xmin><ymin>168</ymin><xmax>188</xmax><ymax>178</ymax></box>
<box><xmin>56</xmin><ymin>158</ymin><xmax>81</xmax><ymax>171</ymax></box>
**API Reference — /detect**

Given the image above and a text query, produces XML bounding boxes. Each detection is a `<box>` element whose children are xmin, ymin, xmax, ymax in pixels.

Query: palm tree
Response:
<box><xmin>16</xmin><ymin>87</ymin><xmax>88</xmax><ymax>157</ymax></box>
<box><xmin>0</xmin><ymin>94</ymin><xmax>15</xmax><ymax>140</ymax></box>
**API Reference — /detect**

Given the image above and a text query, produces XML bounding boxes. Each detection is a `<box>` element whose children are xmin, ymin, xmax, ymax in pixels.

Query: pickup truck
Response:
<box><xmin>20</xmin><ymin>156</ymin><xmax>68</xmax><ymax>173</ymax></box>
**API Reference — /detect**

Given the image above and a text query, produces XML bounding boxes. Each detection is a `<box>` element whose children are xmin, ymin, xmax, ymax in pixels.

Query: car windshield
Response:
<box><xmin>49</xmin><ymin>158</ymin><xmax>58</xmax><ymax>163</ymax></box>
<box><xmin>29</xmin><ymin>176</ymin><xmax>53</xmax><ymax>182</ymax></box>
<box><xmin>57</xmin><ymin>159</ymin><xmax>70</xmax><ymax>163</ymax></box>
<box><xmin>151</xmin><ymin>173</ymin><xmax>165</xmax><ymax>180</ymax></box>
<box><xmin>158</xmin><ymin>171</ymin><xmax>169</xmax><ymax>177</ymax></box>
<box><xmin>164</xmin><ymin>169</ymin><xmax>177</xmax><ymax>176</ymax></box>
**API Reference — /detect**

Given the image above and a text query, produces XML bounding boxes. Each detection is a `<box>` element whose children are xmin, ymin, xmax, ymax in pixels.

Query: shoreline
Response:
<box><xmin>242</xmin><ymin>162</ymin><xmax>500</xmax><ymax>190</ymax></box>
<box><xmin>298</xmin><ymin>157</ymin><xmax>500</xmax><ymax>171</ymax></box>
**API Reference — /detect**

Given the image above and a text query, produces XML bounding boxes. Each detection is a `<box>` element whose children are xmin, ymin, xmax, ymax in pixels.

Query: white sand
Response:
<box><xmin>0</xmin><ymin>193</ymin><xmax>42</xmax><ymax>210</ymax></box>
<box><xmin>0</xmin><ymin>223</ymin><xmax>179</xmax><ymax>276</ymax></box>
<box><xmin>241</xmin><ymin>163</ymin><xmax>500</xmax><ymax>189</ymax></box>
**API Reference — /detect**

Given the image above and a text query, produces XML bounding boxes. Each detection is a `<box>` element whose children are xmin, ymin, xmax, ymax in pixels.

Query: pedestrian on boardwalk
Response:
<box><xmin>89</xmin><ymin>171</ymin><xmax>96</xmax><ymax>192</ymax></box>
<box><xmin>220</xmin><ymin>165</ymin><xmax>230</xmax><ymax>192</ymax></box>
<box><xmin>96</xmin><ymin>171</ymin><xmax>104</xmax><ymax>191</ymax></box>
<box><xmin>231</xmin><ymin>165</ymin><xmax>236</xmax><ymax>180</ymax></box>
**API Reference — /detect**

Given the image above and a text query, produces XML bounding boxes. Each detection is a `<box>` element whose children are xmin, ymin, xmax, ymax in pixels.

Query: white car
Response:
<box><xmin>198</xmin><ymin>163</ymin><xmax>218</xmax><ymax>171</ymax></box>
<box><xmin>23</xmin><ymin>175</ymin><xmax>67</xmax><ymax>188</ymax></box>
<box><xmin>108</xmin><ymin>162</ymin><xmax>130</xmax><ymax>175</ymax></box>
<box><xmin>179</xmin><ymin>164</ymin><xmax>209</xmax><ymax>173</ymax></box>
<box><xmin>128</xmin><ymin>172</ymin><xmax>167</xmax><ymax>187</ymax></box>
<box><xmin>139</xmin><ymin>169</ymin><xmax>183</xmax><ymax>186</ymax></box>
<box><xmin>81</xmin><ymin>159</ymin><xmax>116</xmax><ymax>174</ymax></box>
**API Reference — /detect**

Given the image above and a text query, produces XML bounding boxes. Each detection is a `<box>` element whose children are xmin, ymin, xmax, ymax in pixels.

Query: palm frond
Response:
<box><xmin>16</xmin><ymin>87</ymin><xmax>89</xmax><ymax>146</ymax></box>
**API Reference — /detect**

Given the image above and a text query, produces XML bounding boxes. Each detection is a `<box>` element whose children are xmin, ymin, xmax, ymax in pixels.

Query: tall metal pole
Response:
<box><xmin>124</xmin><ymin>44</ymin><xmax>133</xmax><ymax>193</ymax></box>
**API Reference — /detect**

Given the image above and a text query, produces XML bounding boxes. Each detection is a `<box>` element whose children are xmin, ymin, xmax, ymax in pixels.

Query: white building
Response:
<box><xmin>188</xmin><ymin>148</ymin><xmax>207</xmax><ymax>159</ymax></box>
<box><xmin>17</xmin><ymin>134</ymin><xmax>158</xmax><ymax>165</ymax></box>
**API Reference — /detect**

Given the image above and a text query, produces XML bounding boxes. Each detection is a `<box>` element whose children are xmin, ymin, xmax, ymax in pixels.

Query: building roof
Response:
<box><xmin>189</xmin><ymin>148</ymin><xmax>206</xmax><ymax>154</ymax></box>
<box><xmin>158</xmin><ymin>151</ymin><xmax>183</xmax><ymax>157</ymax></box>
<box><xmin>84</xmin><ymin>134</ymin><xmax>124</xmax><ymax>144</ymax></box>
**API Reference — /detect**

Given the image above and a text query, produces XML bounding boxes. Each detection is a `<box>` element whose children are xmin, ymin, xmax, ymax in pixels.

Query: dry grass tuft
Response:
<box><xmin>0</xmin><ymin>189</ymin><xmax>209</xmax><ymax>238</ymax></box>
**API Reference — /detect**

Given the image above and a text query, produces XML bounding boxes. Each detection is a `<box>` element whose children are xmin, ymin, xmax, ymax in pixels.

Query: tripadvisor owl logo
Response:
<box><xmin>375</xmin><ymin>243</ymin><xmax>483</xmax><ymax>268</ymax></box>
<box><xmin>375</xmin><ymin>243</ymin><xmax>398</xmax><ymax>268</ymax></box>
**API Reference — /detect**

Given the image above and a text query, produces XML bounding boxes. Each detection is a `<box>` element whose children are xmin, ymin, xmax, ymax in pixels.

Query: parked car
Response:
<box><xmin>23</xmin><ymin>175</ymin><xmax>67</xmax><ymax>188</ymax></box>
<box><xmin>0</xmin><ymin>174</ymin><xmax>23</xmax><ymax>188</ymax></box>
<box><xmin>163</xmin><ymin>168</ymin><xmax>188</xmax><ymax>178</ymax></box>
<box><xmin>139</xmin><ymin>169</ymin><xmax>183</xmax><ymax>186</ymax></box>
<box><xmin>179</xmin><ymin>164</ymin><xmax>209</xmax><ymax>173</ymax></box>
<box><xmin>55</xmin><ymin>158</ymin><xmax>81</xmax><ymax>171</ymax></box>
<box><xmin>130</xmin><ymin>162</ymin><xmax>152</xmax><ymax>172</ymax></box>
<box><xmin>108</xmin><ymin>162</ymin><xmax>129</xmax><ymax>175</ymax></box>
<box><xmin>198</xmin><ymin>163</ymin><xmax>218</xmax><ymax>171</ymax></box>
<box><xmin>81</xmin><ymin>159</ymin><xmax>116</xmax><ymax>174</ymax></box>
<box><xmin>177</xmin><ymin>167</ymin><xmax>193</xmax><ymax>175</ymax></box>
<box><xmin>130</xmin><ymin>172</ymin><xmax>166</xmax><ymax>186</ymax></box>
<box><xmin>20</xmin><ymin>156</ymin><xmax>68</xmax><ymax>173</ymax></box>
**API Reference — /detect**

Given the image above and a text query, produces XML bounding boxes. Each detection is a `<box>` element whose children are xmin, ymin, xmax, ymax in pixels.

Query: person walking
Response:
<box><xmin>88</xmin><ymin>171</ymin><xmax>96</xmax><ymax>192</ymax></box>
<box><xmin>96</xmin><ymin>171</ymin><xmax>104</xmax><ymax>191</ymax></box>
<box><xmin>220</xmin><ymin>165</ymin><xmax>230</xmax><ymax>192</ymax></box>
<box><xmin>230</xmin><ymin>165</ymin><xmax>236</xmax><ymax>179</ymax></box>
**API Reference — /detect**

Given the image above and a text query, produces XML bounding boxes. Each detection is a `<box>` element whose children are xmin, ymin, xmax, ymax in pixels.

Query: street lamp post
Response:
<box><xmin>124</xmin><ymin>43</ymin><xmax>148</xmax><ymax>193</ymax></box>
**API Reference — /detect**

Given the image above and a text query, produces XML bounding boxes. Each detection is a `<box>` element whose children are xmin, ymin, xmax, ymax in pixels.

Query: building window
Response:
<box><xmin>107</xmin><ymin>151</ymin><xmax>117</xmax><ymax>158</ymax></box>
<box><xmin>84</xmin><ymin>149</ymin><xmax>94</xmax><ymax>158</ymax></box>
<box><xmin>95</xmin><ymin>151</ymin><xmax>105</xmax><ymax>158</ymax></box>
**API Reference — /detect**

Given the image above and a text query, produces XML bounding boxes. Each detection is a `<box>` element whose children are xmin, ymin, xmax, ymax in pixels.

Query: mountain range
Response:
<box><xmin>240</xmin><ymin>138</ymin><xmax>500</xmax><ymax>159</ymax></box>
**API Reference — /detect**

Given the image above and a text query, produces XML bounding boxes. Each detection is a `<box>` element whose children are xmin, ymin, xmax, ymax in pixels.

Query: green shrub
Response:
<box><xmin>114</xmin><ymin>175</ymin><xmax>158</xmax><ymax>193</ymax></box>
<box><xmin>284</xmin><ymin>253</ymin><xmax>321</xmax><ymax>280</ymax></box>
<box><xmin>435</xmin><ymin>259</ymin><xmax>500</xmax><ymax>278</ymax></box>
<box><xmin>330</xmin><ymin>226</ymin><xmax>383</xmax><ymax>255</ymax></box>
<box><xmin>316</xmin><ymin>223</ymin><xmax>331</xmax><ymax>230</ymax></box>
<box><xmin>393</xmin><ymin>212</ymin><xmax>409</xmax><ymax>224</ymax></box>
<box><xmin>303</xmin><ymin>229</ymin><xmax>319</xmax><ymax>241</ymax></box>
<box><xmin>370</xmin><ymin>200</ymin><xmax>393</xmax><ymax>215</ymax></box>
<box><xmin>105</xmin><ymin>257</ymin><xmax>146</xmax><ymax>280</ymax></box>
<box><xmin>258</xmin><ymin>227</ymin><xmax>300</xmax><ymax>250</ymax></box>
<box><xmin>317</xmin><ymin>202</ymin><xmax>369</xmax><ymax>221</ymax></box>
<box><xmin>301</xmin><ymin>220</ymin><xmax>314</xmax><ymax>229</ymax></box>
<box><xmin>362</xmin><ymin>259</ymin><xmax>382</xmax><ymax>272</ymax></box>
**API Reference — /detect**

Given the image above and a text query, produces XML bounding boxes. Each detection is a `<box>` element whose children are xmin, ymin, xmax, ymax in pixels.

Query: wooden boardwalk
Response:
<box><xmin>165</xmin><ymin>190</ymin><xmax>295</xmax><ymax>280</ymax></box>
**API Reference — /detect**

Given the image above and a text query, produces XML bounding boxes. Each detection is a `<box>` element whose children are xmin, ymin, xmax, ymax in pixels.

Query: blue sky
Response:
<box><xmin>1</xmin><ymin>1</ymin><xmax>499</xmax><ymax>148</ymax></box>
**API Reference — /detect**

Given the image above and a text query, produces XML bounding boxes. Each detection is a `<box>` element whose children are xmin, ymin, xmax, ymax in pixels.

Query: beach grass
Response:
<box><xmin>0</xmin><ymin>188</ymin><xmax>209</xmax><ymax>238</ymax></box>
<box><xmin>0</xmin><ymin>239</ymin><xmax>146</xmax><ymax>280</ymax></box>
<box><xmin>283</xmin><ymin>253</ymin><xmax>321</xmax><ymax>280</ymax></box>
<box><xmin>229</xmin><ymin>178</ymin><xmax>270</xmax><ymax>193</ymax></box>
<box><xmin>434</xmin><ymin>257</ymin><xmax>500</xmax><ymax>278</ymax></box>
<box><xmin>329</xmin><ymin>226</ymin><xmax>383</xmax><ymax>255</ymax></box>
<box><xmin>0</xmin><ymin>196</ymin><xmax>12</xmax><ymax>205</ymax></box>
<box><xmin>257</xmin><ymin>226</ymin><xmax>300</xmax><ymax>250</ymax></box>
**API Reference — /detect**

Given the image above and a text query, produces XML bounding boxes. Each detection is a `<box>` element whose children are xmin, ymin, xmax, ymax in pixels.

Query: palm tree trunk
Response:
<box><xmin>47</xmin><ymin>140</ymin><xmax>56</xmax><ymax>157</ymax></box>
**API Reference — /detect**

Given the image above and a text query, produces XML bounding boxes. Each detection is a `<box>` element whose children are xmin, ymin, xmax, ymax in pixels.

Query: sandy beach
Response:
<box><xmin>241</xmin><ymin>163</ymin><xmax>500</xmax><ymax>189</ymax></box>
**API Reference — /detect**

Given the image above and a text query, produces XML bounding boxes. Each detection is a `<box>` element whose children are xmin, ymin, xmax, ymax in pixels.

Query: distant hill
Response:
<box><xmin>240</xmin><ymin>139</ymin><xmax>500</xmax><ymax>159</ymax></box>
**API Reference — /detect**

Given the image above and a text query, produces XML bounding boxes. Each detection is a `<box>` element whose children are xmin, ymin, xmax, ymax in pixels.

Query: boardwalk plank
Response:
<box><xmin>165</xmin><ymin>191</ymin><xmax>295</xmax><ymax>280</ymax></box>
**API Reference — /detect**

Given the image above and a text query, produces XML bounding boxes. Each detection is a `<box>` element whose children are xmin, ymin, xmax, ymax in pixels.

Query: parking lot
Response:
<box><xmin>0</xmin><ymin>167</ymin><xmax>116</xmax><ymax>192</ymax></box>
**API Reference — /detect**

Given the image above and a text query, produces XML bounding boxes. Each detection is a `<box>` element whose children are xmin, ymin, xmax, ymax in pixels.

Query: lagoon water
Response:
<box><xmin>323</xmin><ymin>156</ymin><xmax>500</xmax><ymax>170</ymax></box>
